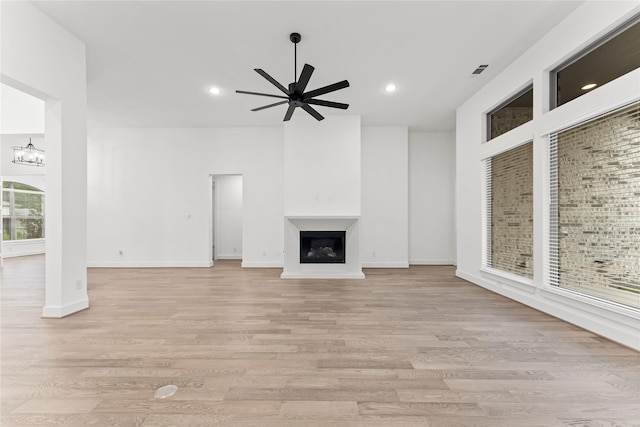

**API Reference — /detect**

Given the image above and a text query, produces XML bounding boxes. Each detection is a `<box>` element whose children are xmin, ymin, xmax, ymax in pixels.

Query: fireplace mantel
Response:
<box><xmin>281</xmin><ymin>216</ymin><xmax>364</xmax><ymax>279</ymax></box>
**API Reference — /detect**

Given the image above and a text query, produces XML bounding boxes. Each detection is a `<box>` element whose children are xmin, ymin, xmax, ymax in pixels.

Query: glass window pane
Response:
<box><xmin>15</xmin><ymin>218</ymin><xmax>44</xmax><ymax>240</ymax></box>
<box><xmin>488</xmin><ymin>87</ymin><xmax>533</xmax><ymax>140</ymax></box>
<box><xmin>555</xmin><ymin>19</ymin><xmax>640</xmax><ymax>107</ymax></box>
<box><xmin>13</xmin><ymin>192</ymin><xmax>43</xmax><ymax>216</ymax></box>
<box><xmin>2</xmin><ymin>217</ymin><xmax>10</xmax><ymax>241</ymax></box>
<box><xmin>2</xmin><ymin>190</ymin><xmax>10</xmax><ymax>217</ymax></box>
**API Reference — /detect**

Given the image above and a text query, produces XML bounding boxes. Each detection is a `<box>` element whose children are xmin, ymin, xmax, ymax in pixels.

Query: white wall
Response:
<box><xmin>456</xmin><ymin>1</ymin><xmax>640</xmax><ymax>349</ymax></box>
<box><xmin>283</xmin><ymin>115</ymin><xmax>361</xmax><ymax>216</ymax></box>
<box><xmin>1</xmin><ymin>83</ymin><xmax>45</xmax><ymax>134</ymax></box>
<box><xmin>87</xmin><ymin>127</ymin><xmax>283</xmax><ymax>268</ymax></box>
<box><xmin>361</xmin><ymin>126</ymin><xmax>409</xmax><ymax>268</ymax></box>
<box><xmin>88</xmin><ymin>123</ymin><xmax>457</xmax><ymax>271</ymax></box>
<box><xmin>409</xmin><ymin>131</ymin><xmax>456</xmax><ymax>265</ymax></box>
<box><xmin>1</xmin><ymin>1</ymin><xmax>88</xmax><ymax>318</ymax></box>
<box><xmin>214</xmin><ymin>174</ymin><xmax>243</xmax><ymax>260</ymax></box>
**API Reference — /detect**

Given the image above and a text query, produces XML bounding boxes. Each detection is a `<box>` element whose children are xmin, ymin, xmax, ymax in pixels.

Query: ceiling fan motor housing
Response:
<box><xmin>290</xmin><ymin>32</ymin><xmax>301</xmax><ymax>43</ymax></box>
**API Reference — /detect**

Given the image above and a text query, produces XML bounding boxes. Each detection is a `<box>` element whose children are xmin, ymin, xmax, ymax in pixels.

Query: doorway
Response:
<box><xmin>210</xmin><ymin>174</ymin><xmax>243</xmax><ymax>263</ymax></box>
<box><xmin>1</xmin><ymin>84</ymin><xmax>46</xmax><ymax>264</ymax></box>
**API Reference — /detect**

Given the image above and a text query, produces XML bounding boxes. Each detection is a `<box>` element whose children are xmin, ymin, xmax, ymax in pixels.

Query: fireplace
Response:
<box><xmin>300</xmin><ymin>231</ymin><xmax>346</xmax><ymax>264</ymax></box>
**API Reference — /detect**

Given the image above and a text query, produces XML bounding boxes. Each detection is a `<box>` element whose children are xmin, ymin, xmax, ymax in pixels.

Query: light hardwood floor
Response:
<box><xmin>1</xmin><ymin>255</ymin><xmax>639</xmax><ymax>426</ymax></box>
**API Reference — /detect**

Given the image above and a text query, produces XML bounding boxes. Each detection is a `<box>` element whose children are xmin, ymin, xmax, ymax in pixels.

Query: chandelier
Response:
<box><xmin>12</xmin><ymin>138</ymin><xmax>45</xmax><ymax>167</ymax></box>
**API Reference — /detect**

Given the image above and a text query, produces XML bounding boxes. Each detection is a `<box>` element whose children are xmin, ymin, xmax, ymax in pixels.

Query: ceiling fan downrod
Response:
<box><xmin>290</xmin><ymin>32</ymin><xmax>301</xmax><ymax>85</ymax></box>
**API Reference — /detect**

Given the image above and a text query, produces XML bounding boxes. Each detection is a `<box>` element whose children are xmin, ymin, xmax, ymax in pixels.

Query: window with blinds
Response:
<box><xmin>549</xmin><ymin>101</ymin><xmax>640</xmax><ymax>309</ymax></box>
<box><xmin>484</xmin><ymin>142</ymin><xmax>534</xmax><ymax>278</ymax></box>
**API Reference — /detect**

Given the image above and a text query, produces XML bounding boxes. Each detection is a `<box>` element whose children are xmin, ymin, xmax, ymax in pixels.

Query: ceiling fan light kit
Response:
<box><xmin>236</xmin><ymin>32</ymin><xmax>349</xmax><ymax>121</ymax></box>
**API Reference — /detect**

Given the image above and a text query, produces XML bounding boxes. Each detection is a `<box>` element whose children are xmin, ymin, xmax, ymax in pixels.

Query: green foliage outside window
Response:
<box><xmin>2</xmin><ymin>182</ymin><xmax>45</xmax><ymax>241</ymax></box>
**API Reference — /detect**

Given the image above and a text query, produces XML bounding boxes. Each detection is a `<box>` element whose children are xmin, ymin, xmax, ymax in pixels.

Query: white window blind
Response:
<box><xmin>483</xmin><ymin>158</ymin><xmax>492</xmax><ymax>269</ymax></box>
<box><xmin>484</xmin><ymin>142</ymin><xmax>534</xmax><ymax>278</ymax></box>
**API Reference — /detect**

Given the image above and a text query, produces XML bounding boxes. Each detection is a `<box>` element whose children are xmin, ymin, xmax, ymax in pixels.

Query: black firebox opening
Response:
<box><xmin>300</xmin><ymin>231</ymin><xmax>346</xmax><ymax>264</ymax></box>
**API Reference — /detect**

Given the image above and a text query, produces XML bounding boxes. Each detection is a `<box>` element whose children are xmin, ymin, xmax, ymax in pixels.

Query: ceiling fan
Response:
<box><xmin>236</xmin><ymin>32</ymin><xmax>349</xmax><ymax>121</ymax></box>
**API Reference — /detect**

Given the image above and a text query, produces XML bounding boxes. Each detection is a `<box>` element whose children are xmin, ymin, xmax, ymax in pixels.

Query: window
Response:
<box><xmin>549</xmin><ymin>102</ymin><xmax>640</xmax><ymax>309</ymax></box>
<box><xmin>552</xmin><ymin>17</ymin><xmax>640</xmax><ymax>108</ymax></box>
<box><xmin>487</xmin><ymin>86</ymin><xmax>533</xmax><ymax>140</ymax></box>
<box><xmin>484</xmin><ymin>142</ymin><xmax>534</xmax><ymax>278</ymax></box>
<box><xmin>2</xmin><ymin>182</ymin><xmax>45</xmax><ymax>241</ymax></box>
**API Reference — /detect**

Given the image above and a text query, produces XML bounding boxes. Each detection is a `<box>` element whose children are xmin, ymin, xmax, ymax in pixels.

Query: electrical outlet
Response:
<box><xmin>75</xmin><ymin>279</ymin><xmax>82</xmax><ymax>290</ymax></box>
<box><xmin>119</xmin><ymin>250</ymin><xmax>123</xmax><ymax>256</ymax></box>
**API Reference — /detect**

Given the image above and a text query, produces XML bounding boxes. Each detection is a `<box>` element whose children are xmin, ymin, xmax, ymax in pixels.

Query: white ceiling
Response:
<box><xmin>32</xmin><ymin>1</ymin><xmax>584</xmax><ymax>131</ymax></box>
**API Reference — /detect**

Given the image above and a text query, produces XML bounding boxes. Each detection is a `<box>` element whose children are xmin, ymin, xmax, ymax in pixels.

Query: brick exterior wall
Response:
<box><xmin>556</xmin><ymin>102</ymin><xmax>640</xmax><ymax>303</ymax></box>
<box><xmin>490</xmin><ymin>142</ymin><xmax>534</xmax><ymax>278</ymax></box>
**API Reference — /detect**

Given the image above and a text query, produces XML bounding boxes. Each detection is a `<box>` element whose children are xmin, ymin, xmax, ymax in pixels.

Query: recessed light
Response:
<box><xmin>385</xmin><ymin>84</ymin><xmax>397</xmax><ymax>93</ymax></box>
<box><xmin>208</xmin><ymin>87</ymin><xmax>222</xmax><ymax>95</ymax></box>
<box><xmin>581</xmin><ymin>83</ymin><xmax>597</xmax><ymax>90</ymax></box>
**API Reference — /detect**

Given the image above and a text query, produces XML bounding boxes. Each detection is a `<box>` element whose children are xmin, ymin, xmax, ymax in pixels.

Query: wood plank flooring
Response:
<box><xmin>1</xmin><ymin>255</ymin><xmax>639</xmax><ymax>426</ymax></box>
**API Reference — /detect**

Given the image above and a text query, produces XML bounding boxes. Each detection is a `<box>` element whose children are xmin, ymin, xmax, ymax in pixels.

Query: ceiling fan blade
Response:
<box><xmin>301</xmin><ymin>103</ymin><xmax>324</xmax><ymax>121</ymax></box>
<box><xmin>294</xmin><ymin>64</ymin><xmax>315</xmax><ymax>94</ymax></box>
<box><xmin>251</xmin><ymin>100</ymin><xmax>289</xmax><ymax>112</ymax></box>
<box><xmin>303</xmin><ymin>80</ymin><xmax>350</xmax><ymax>100</ymax></box>
<box><xmin>255</xmin><ymin>69</ymin><xmax>290</xmax><ymax>95</ymax></box>
<box><xmin>283</xmin><ymin>104</ymin><xmax>296</xmax><ymax>121</ymax></box>
<box><xmin>305</xmin><ymin>99</ymin><xmax>349</xmax><ymax>110</ymax></box>
<box><xmin>236</xmin><ymin>90</ymin><xmax>289</xmax><ymax>100</ymax></box>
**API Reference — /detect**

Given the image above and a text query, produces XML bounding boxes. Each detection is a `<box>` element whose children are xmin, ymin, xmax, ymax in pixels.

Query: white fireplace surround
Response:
<box><xmin>281</xmin><ymin>216</ymin><xmax>365</xmax><ymax>279</ymax></box>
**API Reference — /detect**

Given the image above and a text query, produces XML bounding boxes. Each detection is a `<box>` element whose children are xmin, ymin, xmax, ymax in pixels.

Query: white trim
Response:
<box><xmin>1</xmin><ymin>238</ymin><xmax>45</xmax><ymax>258</ymax></box>
<box><xmin>42</xmin><ymin>297</ymin><xmax>89</xmax><ymax>318</ymax></box>
<box><xmin>480</xmin><ymin>266</ymin><xmax>535</xmax><ymax>288</ymax></box>
<box><xmin>215</xmin><ymin>255</ymin><xmax>242</xmax><ymax>260</ymax></box>
<box><xmin>409</xmin><ymin>258</ymin><xmax>456</xmax><ymax>266</ymax></box>
<box><xmin>241</xmin><ymin>262</ymin><xmax>282</xmax><ymax>268</ymax></box>
<box><xmin>281</xmin><ymin>271</ymin><xmax>365</xmax><ymax>279</ymax></box>
<box><xmin>456</xmin><ymin>269</ymin><xmax>640</xmax><ymax>350</ymax></box>
<box><xmin>362</xmin><ymin>262</ymin><xmax>409</xmax><ymax>268</ymax></box>
<box><xmin>87</xmin><ymin>261</ymin><xmax>213</xmax><ymax>268</ymax></box>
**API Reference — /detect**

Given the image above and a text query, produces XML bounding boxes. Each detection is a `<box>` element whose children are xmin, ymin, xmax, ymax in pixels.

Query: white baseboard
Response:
<box><xmin>42</xmin><ymin>297</ymin><xmax>89</xmax><ymax>318</ymax></box>
<box><xmin>241</xmin><ymin>262</ymin><xmax>283</xmax><ymax>268</ymax></box>
<box><xmin>410</xmin><ymin>258</ymin><xmax>456</xmax><ymax>265</ymax></box>
<box><xmin>2</xmin><ymin>249</ymin><xmax>46</xmax><ymax>258</ymax></box>
<box><xmin>87</xmin><ymin>261</ymin><xmax>213</xmax><ymax>268</ymax></box>
<box><xmin>361</xmin><ymin>262</ymin><xmax>409</xmax><ymax>268</ymax></box>
<box><xmin>280</xmin><ymin>271</ymin><xmax>365</xmax><ymax>279</ymax></box>
<box><xmin>215</xmin><ymin>255</ymin><xmax>242</xmax><ymax>260</ymax></box>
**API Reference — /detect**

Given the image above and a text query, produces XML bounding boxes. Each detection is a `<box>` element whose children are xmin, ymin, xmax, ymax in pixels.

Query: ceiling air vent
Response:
<box><xmin>472</xmin><ymin>64</ymin><xmax>489</xmax><ymax>75</ymax></box>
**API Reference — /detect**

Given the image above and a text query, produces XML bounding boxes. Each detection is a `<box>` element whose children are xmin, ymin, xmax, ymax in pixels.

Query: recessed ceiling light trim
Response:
<box><xmin>208</xmin><ymin>87</ymin><xmax>222</xmax><ymax>95</ymax></box>
<box><xmin>581</xmin><ymin>83</ymin><xmax>597</xmax><ymax>90</ymax></box>
<box><xmin>385</xmin><ymin>84</ymin><xmax>397</xmax><ymax>93</ymax></box>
